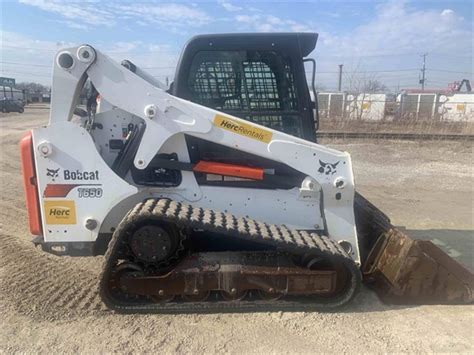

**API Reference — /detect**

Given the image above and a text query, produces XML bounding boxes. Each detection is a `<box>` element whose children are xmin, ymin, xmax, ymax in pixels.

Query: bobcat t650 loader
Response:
<box><xmin>20</xmin><ymin>33</ymin><xmax>473</xmax><ymax>312</ymax></box>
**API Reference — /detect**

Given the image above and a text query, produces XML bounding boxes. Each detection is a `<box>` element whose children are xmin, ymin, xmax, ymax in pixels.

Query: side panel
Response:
<box><xmin>98</xmin><ymin>132</ymin><xmax>323</xmax><ymax>233</ymax></box>
<box><xmin>32</xmin><ymin>122</ymin><xmax>137</xmax><ymax>243</ymax></box>
<box><xmin>99</xmin><ymin>186</ymin><xmax>322</xmax><ymax>234</ymax></box>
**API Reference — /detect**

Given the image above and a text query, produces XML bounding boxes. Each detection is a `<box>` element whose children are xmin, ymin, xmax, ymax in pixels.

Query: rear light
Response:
<box><xmin>20</xmin><ymin>132</ymin><xmax>43</xmax><ymax>235</ymax></box>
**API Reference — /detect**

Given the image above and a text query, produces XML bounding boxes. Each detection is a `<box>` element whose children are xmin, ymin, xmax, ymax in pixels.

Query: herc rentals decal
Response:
<box><xmin>44</xmin><ymin>200</ymin><xmax>77</xmax><ymax>225</ymax></box>
<box><xmin>213</xmin><ymin>114</ymin><xmax>273</xmax><ymax>143</ymax></box>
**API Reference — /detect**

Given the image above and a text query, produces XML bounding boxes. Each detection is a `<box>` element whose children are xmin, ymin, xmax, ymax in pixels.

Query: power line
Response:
<box><xmin>1</xmin><ymin>63</ymin><xmax>422</xmax><ymax>76</ymax></box>
<box><xmin>0</xmin><ymin>60</ymin><xmax>470</xmax><ymax>75</ymax></box>
<box><xmin>0</xmin><ymin>61</ymin><xmax>51</xmax><ymax>68</ymax></box>
<box><xmin>3</xmin><ymin>44</ymin><xmax>472</xmax><ymax>60</ymax></box>
<box><xmin>0</xmin><ymin>70</ymin><xmax>51</xmax><ymax>78</ymax></box>
<box><xmin>428</xmin><ymin>69</ymin><xmax>473</xmax><ymax>75</ymax></box>
<box><xmin>0</xmin><ymin>60</ymin><xmax>176</xmax><ymax>70</ymax></box>
<box><xmin>428</xmin><ymin>53</ymin><xmax>473</xmax><ymax>59</ymax></box>
<box><xmin>315</xmin><ymin>52</ymin><xmax>426</xmax><ymax>59</ymax></box>
<box><xmin>3</xmin><ymin>65</ymin><xmax>468</xmax><ymax>78</ymax></box>
<box><xmin>1</xmin><ymin>44</ymin><xmax>178</xmax><ymax>55</ymax></box>
<box><xmin>2</xmin><ymin>44</ymin><xmax>58</xmax><ymax>52</ymax></box>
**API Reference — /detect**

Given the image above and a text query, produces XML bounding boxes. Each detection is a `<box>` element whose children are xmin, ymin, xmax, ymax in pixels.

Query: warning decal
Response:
<box><xmin>213</xmin><ymin>114</ymin><xmax>273</xmax><ymax>143</ymax></box>
<box><xmin>44</xmin><ymin>200</ymin><xmax>77</xmax><ymax>225</ymax></box>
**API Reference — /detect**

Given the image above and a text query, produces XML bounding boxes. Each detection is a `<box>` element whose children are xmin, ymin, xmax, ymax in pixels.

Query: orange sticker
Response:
<box><xmin>44</xmin><ymin>200</ymin><xmax>77</xmax><ymax>225</ymax></box>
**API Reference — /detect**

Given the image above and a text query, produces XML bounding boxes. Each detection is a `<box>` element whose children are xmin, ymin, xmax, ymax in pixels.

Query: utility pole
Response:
<box><xmin>338</xmin><ymin>64</ymin><xmax>343</xmax><ymax>91</ymax></box>
<box><xmin>419</xmin><ymin>53</ymin><xmax>427</xmax><ymax>90</ymax></box>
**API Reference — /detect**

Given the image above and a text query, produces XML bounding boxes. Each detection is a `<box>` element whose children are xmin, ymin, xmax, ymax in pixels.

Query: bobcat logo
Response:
<box><xmin>318</xmin><ymin>160</ymin><xmax>339</xmax><ymax>175</ymax></box>
<box><xmin>46</xmin><ymin>168</ymin><xmax>60</xmax><ymax>181</ymax></box>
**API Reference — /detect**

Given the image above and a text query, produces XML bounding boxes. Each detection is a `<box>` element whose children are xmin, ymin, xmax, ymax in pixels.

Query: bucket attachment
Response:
<box><xmin>355</xmin><ymin>193</ymin><xmax>474</xmax><ymax>304</ymax></box>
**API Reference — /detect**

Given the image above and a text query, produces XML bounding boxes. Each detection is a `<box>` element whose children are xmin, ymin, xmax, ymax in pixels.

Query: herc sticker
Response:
<box><xmin>213</xmin><ymin>114</ymin><xmax>273</xmax><ymax>143</ymax></box>
<box><xmin>44</xmin><ymin>200</ymin><xmax>77</xmax><ymax>225</ymax></box>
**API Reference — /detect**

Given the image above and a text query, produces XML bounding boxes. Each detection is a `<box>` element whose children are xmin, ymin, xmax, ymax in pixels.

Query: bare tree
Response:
<box><xmin>15</xmin><ymin>82</ymin><xmax>50</xmax><ymax>94</ymax></box>
<box><xmin>344</xmin><ymin>64</ymin><xmax>387</xmax><ymax>120</ymax></box>
<box><xmin>363</xmin><ymin>79</ymin><xmax>387</xmax><ymax>93</ymax></box>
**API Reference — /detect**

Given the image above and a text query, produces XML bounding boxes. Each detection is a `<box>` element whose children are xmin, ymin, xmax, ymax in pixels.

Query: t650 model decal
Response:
<box><xmin>44</xmin><ymin>184</ymin><xmax>101</xmax><ymax>198</ymax></box>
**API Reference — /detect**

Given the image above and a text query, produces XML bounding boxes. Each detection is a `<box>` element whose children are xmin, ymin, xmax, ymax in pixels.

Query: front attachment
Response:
<box><xmin>355</xmin><ymin>193</ymin><xmax>474</xmax><ymax>304</ymax></box>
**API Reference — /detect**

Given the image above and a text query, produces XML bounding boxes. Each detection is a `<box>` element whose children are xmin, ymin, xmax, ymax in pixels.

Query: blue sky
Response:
<box><xmin>1</xmin><ymin>0</ymin><xmax>472</xmax><ymax>91</ymax></box>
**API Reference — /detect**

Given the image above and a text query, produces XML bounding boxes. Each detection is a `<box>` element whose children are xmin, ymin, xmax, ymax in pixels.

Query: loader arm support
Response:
<box><xmin>49</xmin><ymin>45</ymin><xmax>360</xmax><ymax>263</ymax></box>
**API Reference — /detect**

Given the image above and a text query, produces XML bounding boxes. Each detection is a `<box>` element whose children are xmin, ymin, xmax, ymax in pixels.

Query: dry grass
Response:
<box><xmin>319</xmin><ymin>118</ymin><xmax>474</xmax><ymax>135</ymax></box>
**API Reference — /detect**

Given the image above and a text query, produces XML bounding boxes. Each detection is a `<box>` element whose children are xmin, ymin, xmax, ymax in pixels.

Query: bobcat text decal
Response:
<box><xmin>46</xmin><ymin>168</ymin><xmax>100</xmax><ymax>181</ymax></box>
<box><xmin>64</xmin><ymin>169</ymin><xmax>99</xmax><ymax>180</ymax></box>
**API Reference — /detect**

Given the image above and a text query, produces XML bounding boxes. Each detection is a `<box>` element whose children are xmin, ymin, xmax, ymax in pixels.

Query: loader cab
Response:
<box><xmin>171</xmin><ymin>33</ymin><xmax>318</xmax><ymax>142</ymax></box>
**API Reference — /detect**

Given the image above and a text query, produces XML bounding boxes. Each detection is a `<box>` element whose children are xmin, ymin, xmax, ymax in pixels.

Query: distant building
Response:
<box><xmin>26</xmin><ymin>91</ymin><xmax>50</xmax><ymax>103</ymax></box>
<box><xmin>1</xmin><ymin>77</ymin><xmax>25</xmax><ymax>105</ymax></box>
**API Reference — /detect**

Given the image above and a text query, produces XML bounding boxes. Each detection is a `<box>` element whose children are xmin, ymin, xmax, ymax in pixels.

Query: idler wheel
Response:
<box><xmin>110</xmin><ymin>262</ymin><xmax>144</xmax><ymax>299</ymax></box>
<box><xmin>221</xmin><ymin>289</ymin><xmax>247</xmax><ymax>301</ymax></box>
<box><xmin>150</xmin><ymin>290</ymin><xmax>175</xmax><ymax>303</ymax></box>
<box><xmin>258</xmin><ymin>289</ymin><xmax>283</xmax><ymax>301</ymax></box>
<box><xmin>182</xmin><ymin>290</ymin><xmax>211</xmax><ymax>302</ymax></box>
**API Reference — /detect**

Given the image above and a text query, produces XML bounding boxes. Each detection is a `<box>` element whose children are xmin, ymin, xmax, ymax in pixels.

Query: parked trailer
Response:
<box><xmin>438</xmin><ymin>93</ymin><xmax>474</xmax><ymax>122</ymax></box>
<box><xmin>397</xmin><ymin>92</ymin><xmax>440</xmax><ymax>120</ymax></box>
<box><xmin>346</xmin><ymin>93</ymin><xmax>386</xmax><ymax>121</ymax></box>
<box><xmin>317</xmin><ymin>92</ymin><xmax>347</xmax><ymax>119</ymax></box>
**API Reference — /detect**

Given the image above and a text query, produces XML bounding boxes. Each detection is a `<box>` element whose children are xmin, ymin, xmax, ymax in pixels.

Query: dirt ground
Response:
<box><xmin>1</xmin><ymin>106</ymin><xmax>473</xmax><ymax>353</ymax></box>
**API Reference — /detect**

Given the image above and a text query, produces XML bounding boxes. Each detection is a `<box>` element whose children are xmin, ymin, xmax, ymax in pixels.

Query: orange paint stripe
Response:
<box><xmin>44</xmin><ymin>184</ymin><xmax>80</xmax><ymax>198</ymax></box>
<box><xmin>20</xmin><ymin>132</ymin><xmax>42</xmax><ymax>236</ymax></box>
<box><xmin>193</xmin><ymin>161</ymin><xmax>264</xmax><ymax>180</ymax></box>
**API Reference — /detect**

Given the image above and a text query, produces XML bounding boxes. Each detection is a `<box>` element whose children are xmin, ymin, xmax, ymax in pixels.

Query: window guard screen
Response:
<box><xmin>188</xmin><ymin>50</ymin><xmax>303</xmax><ymax>137</ymax></box>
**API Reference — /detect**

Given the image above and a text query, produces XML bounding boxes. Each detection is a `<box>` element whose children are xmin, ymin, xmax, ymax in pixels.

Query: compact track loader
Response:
<box><xmin>20</xmin><ymin>33</ymin><xmax>473</xmax><ymax>312</ymax></box>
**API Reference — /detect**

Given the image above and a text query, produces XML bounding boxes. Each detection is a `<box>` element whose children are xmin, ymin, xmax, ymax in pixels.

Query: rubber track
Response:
<box><xmin>99</xmin><ymin>199</ymin><xmax>361</xmax><ymax>313</ymax></box>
